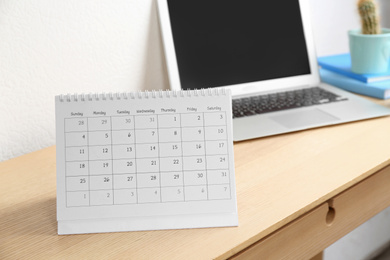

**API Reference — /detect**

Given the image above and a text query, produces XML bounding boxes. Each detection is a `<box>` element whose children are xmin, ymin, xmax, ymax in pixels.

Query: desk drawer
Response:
<box><xmin>231</xmin><ymin>164</ymin><xmax>390</xmax><ymax>260</ymax></box>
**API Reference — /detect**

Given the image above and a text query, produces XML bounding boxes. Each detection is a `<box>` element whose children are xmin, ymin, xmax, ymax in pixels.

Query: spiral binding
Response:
<box><xmin>57</xmin><ymin>88</ymin><xmax>229</xmax><ymax>102</ymax></box>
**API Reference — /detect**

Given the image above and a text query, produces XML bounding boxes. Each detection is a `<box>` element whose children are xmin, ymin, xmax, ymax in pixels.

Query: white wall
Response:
<box><xmin>310</xmin><ymin>0</ymin><xmax>390</xmax><ymax>57</ymax></box>
<box><xmin>0</xmin><ymin>0</ymin><xmax>389</xmax><ymax>258</ymax></box>
<box><xmin>310</xmin><ymin>0</ymin><xmax>359</xmax><ymax>56</ymax></box>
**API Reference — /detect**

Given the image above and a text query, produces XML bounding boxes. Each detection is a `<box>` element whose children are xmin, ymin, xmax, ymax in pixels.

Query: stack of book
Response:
<box><xmin>318</xmin><ymin>53</ymin><xmax>390</xmax><ymax>99</ymax></box>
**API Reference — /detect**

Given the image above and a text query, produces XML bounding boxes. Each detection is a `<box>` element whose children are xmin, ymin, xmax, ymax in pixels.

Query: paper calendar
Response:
<box><xmin>55</xmin><ymin>89</ymin><xmax>238</xmax><ymax>234</ymax></box>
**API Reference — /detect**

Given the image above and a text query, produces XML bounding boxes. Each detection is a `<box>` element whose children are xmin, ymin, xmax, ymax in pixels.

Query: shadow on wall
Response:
<box><xmin>142</xmin><ymin>0</ymin><xmax>170</xmax><ymax>91</ymax></box>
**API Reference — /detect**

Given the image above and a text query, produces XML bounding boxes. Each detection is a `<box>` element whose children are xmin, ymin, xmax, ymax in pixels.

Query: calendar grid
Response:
<box><xmin>64</xmin><ymin>126</ymin><xmax>234</xmax><ymax>133</ymax></box>
<box><xmin>64</xmin><ymin>183</ymin><xmax>228</xmax><ymax>191</ymax></box>
<box><xmin>223</xmin><ymin>111</ymin><xmax>231</xmax><ymax>199</ymax></box>
<box><xmin>202</xmin><ymin>112</ymin><xmax>209</xmax><ymax>200</ymax></box>
<box><xmin>64</xmin><ymin>118</ymin><xmax>68</xmax><ymax>207</ymax></box>
<box><xmin>64</xmin><ymin>111</ymin><xmax>232</xmax><ymax>207</ymax></box>
<box><xmin>86</xmin><ymin>118</ymin><xmax>90</xmax><ymax>206</ymax></box>
<box><xmin>156</xmin><ymin>115</ymin><xmax>162</xmax><ymax>203</ymax></box>
<box><xmin>110</xmin><ymin>116</ymin><xmax>114</xmax><ymax>204</ymax></box>
<box><xmin>63</xmin><ymin>153</ymin><xmax>229</xmax><ymax>161</ymax></box>
<box><xmin>179</xmin><ymin>113</ymin><xmax>185</xmax><ymax>201</ymax></box>
<box><xmin>133</xmin><ymin>116</ymin><xmax>138</xmax><ymax>204</ymax></box>
<box><xmin>64</xmin><ymin>140</ymin><xmax>232</xmax><ymax>148</ymax></box>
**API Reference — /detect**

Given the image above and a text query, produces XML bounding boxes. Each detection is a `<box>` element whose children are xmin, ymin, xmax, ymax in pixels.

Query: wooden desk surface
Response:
<box><xmin>1</xmin><ymin>98</ymin><xmax>390</xmax><ymax>259</ymax></box>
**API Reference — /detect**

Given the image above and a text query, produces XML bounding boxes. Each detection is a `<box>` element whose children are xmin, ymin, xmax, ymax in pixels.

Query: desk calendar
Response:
<box><xmin>55</xmin><ymin>89</ymin><xmax>238</xmax><ymax>234</ymax></box>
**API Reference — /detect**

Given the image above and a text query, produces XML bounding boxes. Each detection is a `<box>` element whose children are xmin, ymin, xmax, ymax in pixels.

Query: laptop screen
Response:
<box><xmin>167</xmin><ymin>0</ymin><xmax>311</xmax><ymax>90</ymax></box>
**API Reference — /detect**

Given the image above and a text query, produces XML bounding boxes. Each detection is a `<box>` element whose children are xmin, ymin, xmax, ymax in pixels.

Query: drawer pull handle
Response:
<box><xmin>326</xmin><ymin>200</ymin><xmax>336</xmax><ymax>226</ymax></box>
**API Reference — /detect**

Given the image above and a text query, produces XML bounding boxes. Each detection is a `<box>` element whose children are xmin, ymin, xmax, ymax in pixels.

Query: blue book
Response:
<box><xmin>318</xmin><ymin>53</ymin><xmax>390</xmax><ymax>83</ymax></box>
<box><xmin>320</xmin><ymin>69</ymin><xmax>390</xmax><ymax>99</ymax></box>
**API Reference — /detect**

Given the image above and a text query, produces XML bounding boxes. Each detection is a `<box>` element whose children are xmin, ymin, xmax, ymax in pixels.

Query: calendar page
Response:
<box><xmin>55</xmin><ymin>89</ymin><xmax>238</xmax><ymax>234</ymax></box>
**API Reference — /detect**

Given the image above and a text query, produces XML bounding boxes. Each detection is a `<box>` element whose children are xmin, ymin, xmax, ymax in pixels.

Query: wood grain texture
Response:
<box><xmin>1</xmin><ymin>98</ymin><xmax>390</xmax><ymax>259</ymax></box>
<box><xmin>231</xmin><ymin>164</ymin><xmax>390</xmax><ymax>260</ymax></box>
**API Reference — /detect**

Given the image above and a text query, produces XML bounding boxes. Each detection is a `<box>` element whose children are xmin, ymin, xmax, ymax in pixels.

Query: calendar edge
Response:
<box><xmin>57</xmin><ymin>212</ymin><xmax>238</xmax><ymax>235</ymax></box>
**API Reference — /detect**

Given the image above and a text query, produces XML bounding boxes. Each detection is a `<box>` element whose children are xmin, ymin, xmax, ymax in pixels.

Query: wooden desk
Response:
<box><xmin>2</xmin><ymin>98</ymin><xmax>390</xmax><ymax>259</ymax></box>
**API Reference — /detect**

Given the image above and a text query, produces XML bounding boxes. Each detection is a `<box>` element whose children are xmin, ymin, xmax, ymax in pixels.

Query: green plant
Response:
<box><xmin>358</xmin><ymin>0</ymin><xmax>381</xmax><ymax>34</ymax></box>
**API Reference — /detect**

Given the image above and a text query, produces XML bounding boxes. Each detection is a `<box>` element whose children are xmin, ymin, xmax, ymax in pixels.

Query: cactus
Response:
<box><xmin>358</xmin><ymin>0</ymin><xmax>381</xmax><ymax>34</ymax></box>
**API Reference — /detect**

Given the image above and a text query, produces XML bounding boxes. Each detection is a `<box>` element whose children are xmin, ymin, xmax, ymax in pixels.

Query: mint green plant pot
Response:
<box><xmin>349</xmin><ymin>28</ymin><xmax>390</xmax><ymax>74</ymax></box>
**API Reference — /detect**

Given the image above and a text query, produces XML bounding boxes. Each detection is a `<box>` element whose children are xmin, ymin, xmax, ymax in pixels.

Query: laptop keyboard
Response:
<box><xmin>232</xmin><ymin>87</ymin><xmax>348</xmax><ymax>118</ymax></box>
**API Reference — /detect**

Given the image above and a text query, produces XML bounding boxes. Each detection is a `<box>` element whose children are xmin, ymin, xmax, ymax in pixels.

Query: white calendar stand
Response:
<box><xmin>56</xmin><ymin>89</ymin><xmax>238</xmax><ymax>234</ymax></box>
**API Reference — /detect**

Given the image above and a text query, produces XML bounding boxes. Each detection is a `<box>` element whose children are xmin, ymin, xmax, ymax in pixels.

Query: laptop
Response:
<box><xmin>157</xmin><ymin>0</ymin><xmax>390</xmax><ymax>141</ymax></box>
